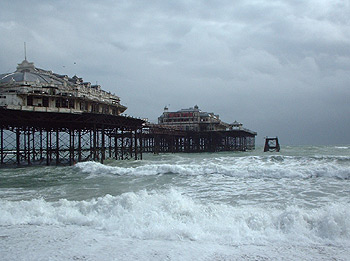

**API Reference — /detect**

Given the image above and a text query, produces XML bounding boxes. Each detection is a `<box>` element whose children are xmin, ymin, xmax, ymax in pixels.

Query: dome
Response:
<box><xmin>0</xmin><ymin>60</ymin><xmax>65</xmax><ymax>86</ymax></box>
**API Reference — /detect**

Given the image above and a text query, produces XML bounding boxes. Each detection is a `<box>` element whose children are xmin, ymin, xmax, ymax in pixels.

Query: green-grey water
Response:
<box><xmin>1</xmin><ymin>145</ymin><xmax>350</xmax><ymax>260</ymax></box>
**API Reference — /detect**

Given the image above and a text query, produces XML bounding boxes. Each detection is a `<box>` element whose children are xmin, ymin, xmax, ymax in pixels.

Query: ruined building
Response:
<box><xmin>0</xmin><ymin>59</ymin><xmax>127</xmax><ymax>115</ymax></box>
<box><xmin>158</xmin><ymin>105</ymin><xmax>250</xmax><ymax>133</ymax></box>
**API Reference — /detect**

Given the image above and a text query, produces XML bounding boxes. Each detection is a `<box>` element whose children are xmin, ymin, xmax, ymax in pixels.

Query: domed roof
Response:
<box><xmin>0</xmin><ymin>60</ymin><xmax>66</xmax><ymax>86</ymax></box>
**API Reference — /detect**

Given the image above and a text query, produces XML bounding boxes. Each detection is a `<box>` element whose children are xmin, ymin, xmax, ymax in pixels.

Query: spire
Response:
<box><xmin>24</xmin><ymin>42</ymin><xmax>27</xmax><ymax>61</ymax></box>
<box><xmin>16</xmin><ymin>42</ymin><xmax>35</xmax><ymax>72</ymax></box>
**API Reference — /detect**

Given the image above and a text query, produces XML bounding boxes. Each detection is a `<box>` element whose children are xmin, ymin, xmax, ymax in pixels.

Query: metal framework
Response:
<box><xmin>142</xmin><ymin>125</ymin><xmax>256</xmax><ymax>154</ymax></box>
<box><xmin>0</xmin><ymin>109</ymin><xmax>257</xmax><ymax>167</ymax></box>
<box><xmin>0</xmin><ymin>108</ymin><xmax>143</xmax><ymax>166</ymax></box>
<box><xmin>264</xmin><ymin>137</ymin><xmax>280</xmax><ymax>152</ymax></box>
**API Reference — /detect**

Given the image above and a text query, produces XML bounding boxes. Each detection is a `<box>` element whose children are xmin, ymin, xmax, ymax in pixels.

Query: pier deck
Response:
<box><xmin>0</xmin><ymin>108</ymin><xmax>143</xmax><ymax>166</ymax></box>
<box><xmin>0</xmin><ymin>109</ymin><xmax>256</xmax><ymax>167</ymax></box>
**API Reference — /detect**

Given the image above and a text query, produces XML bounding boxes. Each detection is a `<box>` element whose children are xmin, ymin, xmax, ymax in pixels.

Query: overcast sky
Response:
<box><xmin>1</xmin><ymin>0</ymin><xmax>349</xmax><ymax>145</ymax></box>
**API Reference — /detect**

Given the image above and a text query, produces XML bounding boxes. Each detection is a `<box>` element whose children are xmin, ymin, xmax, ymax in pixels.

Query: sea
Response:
<box><xmin>1</xmin><ymin>145</ymin><xmax>350</xmax><ymax>261</ymax></box>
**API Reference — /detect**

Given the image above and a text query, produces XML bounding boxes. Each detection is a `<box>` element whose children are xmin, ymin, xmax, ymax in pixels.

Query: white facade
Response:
<box><xmin>0</xmin><ymin>59</ymin><xmax>127</xmax><ymax>115</ymax></box>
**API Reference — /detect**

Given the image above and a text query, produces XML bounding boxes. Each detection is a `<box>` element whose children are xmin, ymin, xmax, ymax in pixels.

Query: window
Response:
<box><xmin>69</xmin><ymin>99</ymin><xmax>75</xmax><ymax>109</ymax></box>
<box><xmin>92</xmin><ymin>103</ymin><xmax>99</xmax><ymax>113</ymax></box>
<box><xmin>80</xmin><ymin>101</ymin><xmax>89</xmax><ymax>111</ymax></box>
<box><xmin>102</xmin><ymin>106</ymin><xmax>109</xmax><ymax>114</ymax></box>
<box><xmin>27</xmin><ymin>96</ymin><xmax>33</xmax><ymax>106</ymax></box>
<box><xmin>55</xmin><ymin>98</ymin><xmax>61</xmax><ymax>108</ymax></box>
<box><xmin>43</xmin><ymin>97</ymin><xmax>49</xmax><ymax>107</ymax></box>
<box><xmin>61</xmin><ymin>99</ymin><xmax>68</xmax><ymax>108</ymax></box>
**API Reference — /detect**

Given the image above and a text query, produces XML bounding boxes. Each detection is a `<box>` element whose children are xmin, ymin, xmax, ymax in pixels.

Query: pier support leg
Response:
<box><xmin>114</xmin><ymin>132</ymin><xmax>118</xmax><ymax>160</ymax></box>
<box><xmin>40</xmin><ymin>129</ymin><xmax>43</xmax><ymax>160</ymax></box>
<box><xmin>139</xmin><ymin>128</ymin><xmax>143</xmax><ymax>160</ymax></box>
<box><xmin>16</xmin><ymin>128</ymin><xmax>20</xmax><ymax>166</ymax></box>
<box><xmin>121</xmin><ymin>129</ymin><xmax>124</xmax><ymax>160</ymax></box>
<box><xmin>93</xmin><ymin>125</ymin><xmax>97</xmax><ymax>161</ymax></box>
<box><xmin>1</xmin><ymin>128</ymin><xmax>3</xmax><ymax>165</ymax></box>
<box><xmin>32</xmin><ymin>129</ymin><xmax>35</xmax><ymax>162</ymax></box>
<box><xmin>134</xmin><ymin>128</ymin><xmax>138</xmax><ymax>160</ymax></box>
<box><xmin>56</xmin><ymin>129</ymin><xmax>60</xmax><ymax>165</ymax></box>
<box><xmin>27</xmin><ymin>128</ymin><xmax>31</xmax><ymax>165</ymax></box>
<box><xmin>101</xmin><ymin>125</ymin><xmax>105</xmax><ymax>164</ymax></box>
<box><xmin>46</xmin><ymin>129</ymin><xmax>50</xmax><ymax>166</ymax></box>
<box><xmin>78</xmin><ymin>129</ymin><xmax>82</xmax><ymax>162</ymax></box>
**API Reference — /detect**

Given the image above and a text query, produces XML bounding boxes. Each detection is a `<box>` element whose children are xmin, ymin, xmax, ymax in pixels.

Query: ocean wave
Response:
<box><xmin>1</xmin><ymin>189</ymin><xmax>349</xmax><ymax>245</ymax></box>
<box><xmin>334</xmin><ymin>146</ymin><xmax>349</xmax><ymax>149</ymax></box>
<box><xmin>75</xmin><ymin>155</ymin><xmax>350</xmax><ymax>179</ymax></box>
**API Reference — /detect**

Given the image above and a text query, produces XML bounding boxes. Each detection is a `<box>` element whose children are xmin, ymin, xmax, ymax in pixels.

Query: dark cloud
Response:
<box><xmin>1</xmin><ymin>0</ymin><xmax>349</xmax><ymax>145</ymax></box>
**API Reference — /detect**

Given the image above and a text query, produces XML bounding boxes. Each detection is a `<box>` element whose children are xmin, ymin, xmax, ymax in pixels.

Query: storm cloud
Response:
<box><xmin>1</xmin><ymin>0</ymin><xmax>349</xmax><ymax>145</ymax></box>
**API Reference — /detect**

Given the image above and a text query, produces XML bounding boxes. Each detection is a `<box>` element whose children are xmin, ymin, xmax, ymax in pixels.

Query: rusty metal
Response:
<box><xmin>141</xmin><ymin>125</ymin><xmax>256</xmax><ymax>154</ymax></box>
<box><xmin>0</xmin><ymin>108</ymin><xmax>144</xmax><ymax>166</ymax></box>
<box><xmin>0</xmin><ymin>108</ymin><xmax>257</xmax><ymax>167</ymax></box>
<box><xmin>264</xmin><ymin>137</ymin><xmax>280</xmax><ymax>152</ymax></box>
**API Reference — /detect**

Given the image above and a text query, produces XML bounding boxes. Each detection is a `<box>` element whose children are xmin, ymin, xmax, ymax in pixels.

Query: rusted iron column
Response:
<box><xmin>39</xmin><ymin>129</ymin><xmax>43</xmax><ymax>160</ymax></box>
<box><xmin>32</xmin><ymin>129</ymin><xmax>35</xmax><ymax>162</ymax></box>
<box><xmin>134</xmin><ymin>128</ymin><xmax>137</xmax><ymax>160</ymax></box>
<box><xmin>0</xmin><ymin>127</ymin><xmax>3</xmax><ymax>165</ymax></box>
<box><xmin>46</xmin><ymin>129</ymin><xmax>50</xmax><ymax>166</ymax></box>
<box><xmin>78</xmin><ymin>129</ymin><xmax>82</xmax><ymax>162</ymax></box>
<box><xmin>129</xmin><ymin>129</ymin><xmax>133</xmax><ymax>159</ymax></box>
<box><xmin>56</xmin><ymin>129</ymin><xmax>60</xmax><ymax>165</ymax></box>
<box><xmin>69</xmin><ymin>129</ymin><xmax>72</xmax><ymax>165</ymax></box>
<box><xmin>114</xmin><ymin>131</ymin><xmax>118</xmax><ymax>160</ymax></box>
<box><xmin>196</xmin><ymin>134</ymin><xmax>200</xmax><ymax>152</ymax></box>
<box><xmin>154</xmin><ymin>135</ymin><xmax>160</xmax><ymax>154</ymax></box>
<box><xmin>89</xmin><ymin>129</ymin><xmax>93</xmax><ymax>160</ymax></box>
<box><xmin>121</xmin><ymin>129</ymin><xmax>125</xmax><ymax>160</ymax></box>
<box><xmin>69</xmin><ymin>129</ymin><xmax>75</xmax><ymax>166</ymax></box>
<box><xmin>27</xmin><ymin>128</ymin><xmax>31</xmax><ymax>165</ymax></box>
<box><xmin>73</xmin><ymin>129</ymin><xmax>75</xmax><ymax>164</ymax></box>
<box><xmin>209</xmin><ymin>132</ymin><xmax>214</xmax><ymax>152</ymax></box>
<box><xmin>101</xmin><ymin>125</ymin><xmax>105</xmax><ymax>164</ymax></box>
<box><xmin>23</xmin><ymin>128</ymin><xmax>27</xmax><ymax>162</ymax></box>
<box><xmin>16</xmin><ymin>128</ymin><xmax>20</xmax><ymax>166</ymax></box>
<box><xmin>49</xmin><ymin>130</ymin><xmax>53</xmax><ymax>162</ymax></box>
<box><xmin>96</xmin><ymin>127</ymin><xmax>100</xmax><ymax>161</ymax></box>
<box><xmin>139</xmin><ymin>128</ymin><xmax>142</xmax><ymax>160</ymax></box>
<box><xmin>108</xmin><ymin>132</ymin><xmax>112</xmax><ymax>159</ymax></box>
<box><xmin>93</xmin><ymin>124</ymin><xmax>97</xmax><ymax>161</ymax></box>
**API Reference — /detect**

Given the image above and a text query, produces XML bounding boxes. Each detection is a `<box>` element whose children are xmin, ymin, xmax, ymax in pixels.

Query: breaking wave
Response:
<box><xmin>1</xmin><ymin>189</ymin><xmax>349</xmax><ymax>245</ymax></box>
<box><xmin>75</xmin><ymin>155</ymin><xmax>350</xmax><ymax>179</ymax></box>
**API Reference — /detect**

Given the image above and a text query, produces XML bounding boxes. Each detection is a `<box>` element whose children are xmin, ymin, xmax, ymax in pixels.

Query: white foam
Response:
<box><xmin>75</xmin><ymin>154</ymin><xmax>350</xmax><ymax>179</ymax></box>
<box><xmin>1</xmin><ymin>189</ymin><xmax>349</xmax><ymax>245</ymax></box>
<box><xmin>2</xmin><ymin>225</ymin><xmax>348</xmax><ymax>261</ymax></box>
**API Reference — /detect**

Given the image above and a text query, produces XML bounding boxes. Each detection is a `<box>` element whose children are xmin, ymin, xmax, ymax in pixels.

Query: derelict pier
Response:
<box><xmin>0</xmin><ymin>108</ymin><xmax>143</xmax><ymax>166</ymax></box>
<box><xmin>143</xmin><ymin>124</ymin><xmax>255</xmax><ymax>154</ymax></box>
<box><xmin>0</xmin><ymin>59</ymin><xmax>257</xmax><ymax>167</ymax></box>
<box><xmin>0</xmin><ymin>109</ymin><xmax>256</xmax><ymax>166</ymax></box>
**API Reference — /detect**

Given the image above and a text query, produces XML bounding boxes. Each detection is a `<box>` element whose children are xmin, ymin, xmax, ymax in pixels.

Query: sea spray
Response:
<box><xmin>75</xmin><ymin>154</ymin><xmax>350</xmax><ymax>179</ymax></box>
<box><xmin>1</xmin><ymin>189</ymin><xmax>349</xmax><ymax>245</ymax></box>
<box><xmin>1</xmin><ymin>146</ymin><xmax>350</xmax><ymax>260</ymax></box>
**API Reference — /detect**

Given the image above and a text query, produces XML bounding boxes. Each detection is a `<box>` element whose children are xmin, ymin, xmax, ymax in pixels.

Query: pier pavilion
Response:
<box><xmin>144</xmin><ymin>106</ymin><xmax>257</xmax><ymax>153</ymax></box>
<box><xmin>0</xmin><ymin>59</ymin><xmax>143</xmax><ymax>166</ymax></box>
